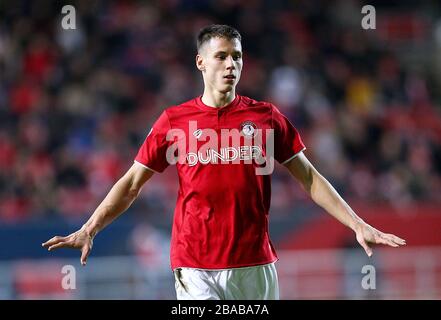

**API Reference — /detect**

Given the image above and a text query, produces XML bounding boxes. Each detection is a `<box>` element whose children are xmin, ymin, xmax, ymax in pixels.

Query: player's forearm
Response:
<box><xmin>309</xmin><ymin>170</ymin><xmax>364</xmax><ymax>231</ymax></box>
<box><xmin>82</xmin><ymin>176</ymin><xmax>140</xmax><ymax>238</ymax></box>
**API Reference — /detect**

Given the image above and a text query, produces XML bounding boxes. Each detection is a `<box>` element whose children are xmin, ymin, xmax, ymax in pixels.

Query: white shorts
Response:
<box><xmin>173</xmin><ymin>262</ymin><xmax>279</xmax><ymax>300</ymax></box>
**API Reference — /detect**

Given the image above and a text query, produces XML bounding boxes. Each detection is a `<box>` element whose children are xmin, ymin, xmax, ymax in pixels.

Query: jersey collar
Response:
<box><xmin>195</xmin><ymin>94</ymin><xmax>241</xmax><ymax>112</ymax></box>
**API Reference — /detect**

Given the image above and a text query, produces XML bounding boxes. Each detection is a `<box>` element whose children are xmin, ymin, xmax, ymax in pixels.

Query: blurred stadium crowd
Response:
<box><xmin>1</xmin><ymin>0</ymin><xmax>441</xmax><ymax>224</ymax></box>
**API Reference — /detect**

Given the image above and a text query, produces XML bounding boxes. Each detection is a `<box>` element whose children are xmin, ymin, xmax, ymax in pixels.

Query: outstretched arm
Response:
<box><xmin>284</xmin><ymin>152</ymin><xmax>406</xmax><ymax>256</ymax></box>
<box><xmin>42</xmin><ymin>162</ymin><xmax>155</xmax><ymax>265</ymax></box>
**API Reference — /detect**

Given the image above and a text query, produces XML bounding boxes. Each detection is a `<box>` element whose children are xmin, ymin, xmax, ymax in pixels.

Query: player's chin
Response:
<box><xmin>218</xmin><ymin>83</ymin><xmax>236</xmax><ymax>94</ymax></box>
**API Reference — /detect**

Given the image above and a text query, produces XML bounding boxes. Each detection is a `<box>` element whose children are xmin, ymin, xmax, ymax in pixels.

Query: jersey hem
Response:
<box><xmin>280</xmin><ymin>147</ymin><xmax>306</xmax><ymax>165</ymax></box>
<box><xmin>133</xmin><ymin>160</ymin><xmax>160</xmax><ymax>173</ymax></box>
<box><xmin>172</xmin><ymin>257</ymin><xmax>279</xmax><ymax>272</ymax></box>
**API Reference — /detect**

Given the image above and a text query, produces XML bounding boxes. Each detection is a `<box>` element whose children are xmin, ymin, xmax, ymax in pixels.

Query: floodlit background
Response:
<box><xmin>1</xmin><ymin>0</ymin><xmax>440</xmax><ymax>299</ymax></box>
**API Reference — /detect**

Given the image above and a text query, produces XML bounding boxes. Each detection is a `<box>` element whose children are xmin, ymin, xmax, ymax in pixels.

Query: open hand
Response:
<box><xmin>354</xmin><ymin>222</ymin><xmax>406</xmax><ymax>257</ymax></box>
<box><xmin>42</xmin><ymin>227</ymin><xmax>94</xmax><ymax>266</ymax></box>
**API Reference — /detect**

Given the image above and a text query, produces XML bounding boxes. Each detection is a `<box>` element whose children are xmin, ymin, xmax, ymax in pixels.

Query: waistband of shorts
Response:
<box><xmin>173</xmin><ymin>260</ymin><xmax>277</xmax><ymax>272</ymax></box>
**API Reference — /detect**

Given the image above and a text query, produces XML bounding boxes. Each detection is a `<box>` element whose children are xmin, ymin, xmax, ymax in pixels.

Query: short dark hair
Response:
<box><xmin>196</xmin><ymin>24</ymin><xmax>242</xmax><ymax>52</ymax></box>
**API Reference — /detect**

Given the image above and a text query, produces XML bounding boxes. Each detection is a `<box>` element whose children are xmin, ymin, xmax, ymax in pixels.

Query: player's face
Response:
<box><xmin>197</xmin><ymin>37</ymin><xmax>243</xmax><ymax>94</ymax></box>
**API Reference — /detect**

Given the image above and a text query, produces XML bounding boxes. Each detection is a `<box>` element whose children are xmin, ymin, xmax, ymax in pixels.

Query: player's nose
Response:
<box><xmin>225</xmin><ymin>56</ymin><xmax>235</xmax><ymax>69</ymax></box>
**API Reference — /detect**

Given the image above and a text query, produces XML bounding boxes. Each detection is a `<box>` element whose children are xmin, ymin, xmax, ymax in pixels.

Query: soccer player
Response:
<box><xmin>42</xmin><ymin>24</ymin><xmax>406</xmax><ymax>300</ymax></box>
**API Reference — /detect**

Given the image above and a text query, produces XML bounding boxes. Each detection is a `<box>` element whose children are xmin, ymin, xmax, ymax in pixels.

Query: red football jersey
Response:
<box><xmin>135</xmin><ymin>95</ymin><xmax>305</xmax><ymax>270</ymax></box>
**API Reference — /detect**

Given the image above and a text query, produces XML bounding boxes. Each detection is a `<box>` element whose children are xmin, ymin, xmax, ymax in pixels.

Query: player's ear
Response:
<box><xmin>196</xmin><ymin>54</ymin><xmax>205</xmax><ymax>72</ymax></box>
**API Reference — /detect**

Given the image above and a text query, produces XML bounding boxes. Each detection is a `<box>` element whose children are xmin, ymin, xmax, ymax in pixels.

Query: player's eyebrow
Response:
<box><xmin>214</xmin><ymin>50</ymin><xmax>242</xmax><ymax>56</ymax></box>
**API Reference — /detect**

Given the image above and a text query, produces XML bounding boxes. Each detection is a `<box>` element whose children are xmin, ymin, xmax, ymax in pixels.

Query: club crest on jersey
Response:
<box><xmin>240</xmin><ymin>121</ymin><xmax>257</xmax><ymax>137</ymax></box>
<box><xmin>193</xmin><ymin>129</ymin><xmax>203</xmax><ymax>139</ymax></box>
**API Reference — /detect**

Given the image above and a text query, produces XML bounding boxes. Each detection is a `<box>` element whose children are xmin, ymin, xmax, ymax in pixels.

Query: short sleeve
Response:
<box><xmin>272</xmin><ymin>105</ymin><xmax>306</xmax><ymax>164</ymax></box>
<box><xmin>135</xmin><ymin>111</ymin><xmax>172</xmax><ymax>173</ymax></box>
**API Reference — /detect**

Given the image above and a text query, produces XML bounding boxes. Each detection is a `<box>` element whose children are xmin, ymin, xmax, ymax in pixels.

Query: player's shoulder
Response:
<box><xmin>163</xmin><ymin>98</ymin><xmax>193</xmax><ymax>112</ymax></box>
<box><xmin>239</xmin><ymin>96</ymin><xmax>290</xmax><ymax>123</ymax></box>
<box><xmin>239</xmin><ymin>95</ymin><xmax>275</xmax><ymax>110</ymax></box>
<box><xmin>159</xmin><ymin>97</ymin><xmax>200</xmax><ymax>118</ymax></box>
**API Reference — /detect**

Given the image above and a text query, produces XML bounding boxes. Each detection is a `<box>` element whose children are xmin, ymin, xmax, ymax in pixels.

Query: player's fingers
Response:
<box><xmin>378</xmin><ymin>237</ymin><xmax>399</xmax><ymax>247</ymax></box>
<box><xmin>389</xmin><ymin>235</ymin><xmax>406</xmax><ymax>245</ymax></box>
<box><xmin>382</xmin><ymin>234</ymin><xmax>406</xmax><ymax>246</ymax></box>
<box><xmin>48</xmin><ymin>241</ymin><xmax>69</xmax><ymax>251</ymax></box>
<box><xmin>80</xmin><ymin>245</ymin><xmax>91</xmax><ymax>266</ymax></box>
<box><xmin>42</xmin><ymin>236</ymin><xmax>66</xmax><ymax>248</ymax></box>
<box><xmin>358</xmin><ymin>238</ymin><xmax>373</xmax><ymax>257</ymax></box>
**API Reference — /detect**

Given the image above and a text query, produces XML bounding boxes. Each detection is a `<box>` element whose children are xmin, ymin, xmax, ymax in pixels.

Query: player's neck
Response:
<box><xmin>201</xmin><ymin>90</ymin><xmax>236</xmax><ymax>108</ymax></box>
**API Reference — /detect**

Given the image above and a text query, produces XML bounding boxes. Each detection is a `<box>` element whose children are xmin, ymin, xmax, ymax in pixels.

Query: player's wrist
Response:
<box><xmin>350</xmin><ymin>218</ymin><xmax>366</xmax><ymax>232</ymax></box>
<box><xmin>81</xmin><ymin>223</ymin><xmax>97</xmax><ymax>240</ymax></box>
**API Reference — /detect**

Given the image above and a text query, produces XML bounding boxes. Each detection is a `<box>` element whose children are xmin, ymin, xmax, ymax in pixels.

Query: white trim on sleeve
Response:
<box><xmin>134</xmin><ymin>160</ymin><xmax>159</xmax><ymax>173</ymax></box>
<box><xmin>280</xmin><ymin>147</ymin><xmax>306</xmax><ymax>165</ymax></box>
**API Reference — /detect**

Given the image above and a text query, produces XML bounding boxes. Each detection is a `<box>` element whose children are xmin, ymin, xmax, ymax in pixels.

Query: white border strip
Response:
<box><xmin>281</xmin><ymin>147</ymin><xmax>306</xmax><ymax>165</ymax></box>
<box><xmin>134</xmin><ymin>160</ymin><xmax>159</xmax><ymax>173</ymax></box>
